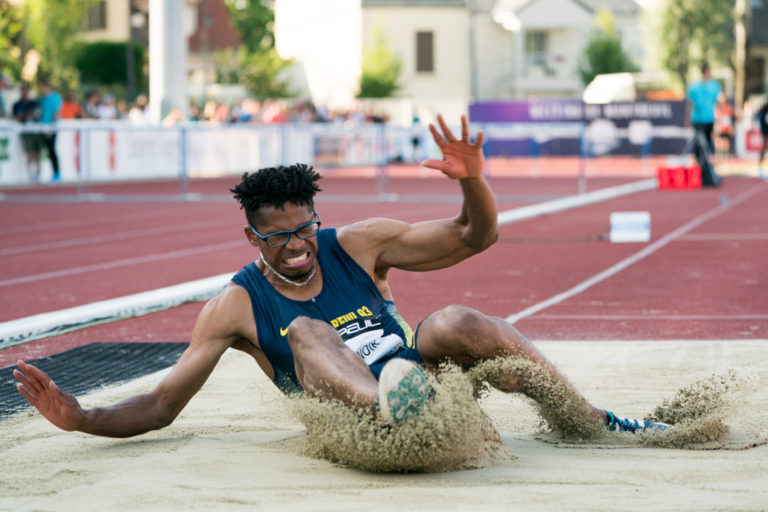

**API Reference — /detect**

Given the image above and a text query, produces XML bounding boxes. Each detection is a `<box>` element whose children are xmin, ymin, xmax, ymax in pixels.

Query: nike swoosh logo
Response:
<box><xmin>280</xmin><ymin>327</ymin><xmax>289</xmax><ymax>337</ymax></box>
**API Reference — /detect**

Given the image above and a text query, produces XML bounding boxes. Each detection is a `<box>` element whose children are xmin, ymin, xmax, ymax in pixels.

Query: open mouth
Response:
<box><xmin>283</xmin><ymin>251</ymin><xmax>311</xmax><ymax>269</ymax></box>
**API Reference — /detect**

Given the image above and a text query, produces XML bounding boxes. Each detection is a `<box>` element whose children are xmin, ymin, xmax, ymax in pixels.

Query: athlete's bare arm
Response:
<box><xmin>339</xmin><ymin>114</ymin><xmax>497</xmax><ymax>280</ymax></box>
<box><xmin>13</xmin><ymin>285</ymin><xmax>252</xmax><ymax>438</ymax></box>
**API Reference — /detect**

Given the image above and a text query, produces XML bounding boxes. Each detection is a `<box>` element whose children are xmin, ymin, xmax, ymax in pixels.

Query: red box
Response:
<box><xmin>657</xmin><ymin>165</ymin><xmax>701</xmax><ymax>190</ymax></box>
<box><xmin>745</xmin><ymin>129</ymin><xmax>765</xmax><ymax>152</ymax></box>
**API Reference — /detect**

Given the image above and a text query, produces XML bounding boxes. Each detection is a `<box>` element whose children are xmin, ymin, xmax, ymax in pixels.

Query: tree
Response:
<box><xmin>578</xmin><ymin>10</ymin><xmax>638</xmax><ymax>87</ymax></box>
<box><xmin>0</xmin><ymin>1</ymin><xmax>25</xmax><ymax>81</ymax></box>
<box><xmin>659</xmin><ymin>0</ymin><xmax>733</xmax><ymax>91</ymax></box>
<box><xmin>223</xmin><ymin>0</ymin><xmax>274</xmax><ymax>53</ymax></box>
<box><xmin>221</xmin><ymin>0</ymin><xmax>293</xmax><ymax>98</ymax></box>
<box><xmin>22</xmin><ymin>0</ymin><xmax>91</xmax><ymax>90</ymax></box>
<box><xmin>215</xmin><ymin>47</ymin><xmax>294</xmax><ymax>100</ymax></box>
<box><xmin>72</xmin><ymin>41</ymin><xmax>147</xmax><ymax>91</ymax></box>
<box><xmin>358</xmin><ymin>28</ymin><xmax>401</xmax><ymax>98</ymax></box>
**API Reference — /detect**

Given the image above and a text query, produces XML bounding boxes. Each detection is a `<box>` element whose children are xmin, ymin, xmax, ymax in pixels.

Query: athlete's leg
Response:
<box><xmin>415</xmin><ymin>305</ymin><xmax>605</xmax><ymax>423</ymax></box>
<box><xmin>286</xmin><ymin>316</ymin><xmax>378</xmax><ymax>407</ymax></box>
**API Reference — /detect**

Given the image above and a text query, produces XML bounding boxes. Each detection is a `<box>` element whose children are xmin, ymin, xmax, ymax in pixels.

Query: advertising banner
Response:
<box><xmin>470</xmin><ymin>100</ymin><xmax>688</xmax><ymax>157</ymax></box>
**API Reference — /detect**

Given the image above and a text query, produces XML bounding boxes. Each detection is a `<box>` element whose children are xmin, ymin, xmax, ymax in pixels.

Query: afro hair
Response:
<box><xmin>230</xmin><ymin>164</ymin><xmax>322</xmax><ymax>224</ymax></box>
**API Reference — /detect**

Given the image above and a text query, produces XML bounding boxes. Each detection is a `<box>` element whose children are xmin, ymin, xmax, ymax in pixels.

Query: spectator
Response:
<box><xmin>758</xmin><ymin>98</ymin><xmax>768</xmax><ymax>177</ymax></box>
<box><xmin>12</xmin><ymin>84</ymin><xmax>43</xmax><ymax>182</ymax></box>
<box><xmin>188</xmin><ymin>102</ymin><xmax>201</xmax><ymax>122</ymax></box>
<box><xmin>128</xmin><ymin>94</ymin><xmax>150</xmax><ymax>125</ymax></box>
<box><xmin>686</xmin><ymin>62</ymin><xmax>721</xmax><ymax>155</ymax></box>
<box><xmin>202</xmin><ymin>100</ymin><xmax>218</xmax><ymax>123</ymax></box>
<box><xmin>96</xmin><ymin>93</ymin><xmax>118</xmax><ymax>120</ymax></box>
<box><xmin>0</xmin><ymin>71</ymin><xmax>8</xmax><ymax>118</ymax></box>
<box><xmin>117</xmin><ymin>100</ymin><xmax>129</xmax><ymax>119</ymax></box>
<box><xmin>162</xmin><ymin>108</ymin><xmax>183</xmax><ymax>127</ymax></box>
<box><xmin>714</xmin><ymin>95</ymin><xmax>733</xmax><ymax>159</ymax></box>
<box><xmin>214</xmin><ymin>103</ymin><xmax>231</xmax><ymax>123</ymax></box>
<box><xmin>60</xmin><ymin>91</ymin><xmax>83</xmax><ymax>119</ymax></box>
<box><xmin>82</xmin><ymin>91</ymin><xmax>100</xmax><ymax>119</ymax></box>
<box><xmin>261</xmin><ymin>100</ymin><xmax>286</xmax><ymax>124</ymax></box>
<box><xmin>38</xmin><ymin>79</ymin><xmax>62</xmax><ymax>183</ymax></box>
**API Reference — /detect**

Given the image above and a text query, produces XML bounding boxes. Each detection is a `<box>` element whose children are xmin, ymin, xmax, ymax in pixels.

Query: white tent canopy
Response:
<box><xmin>274</xmin><ymin>0</ymin><xmax>362</xmax><ymax>109</ymax></box>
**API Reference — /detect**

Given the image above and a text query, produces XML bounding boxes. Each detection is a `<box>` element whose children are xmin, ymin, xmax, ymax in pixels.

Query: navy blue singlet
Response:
<box><xmin>231</xmin><ymin>228</ymin><xmax>420</xmax><ymax>394</ymax></box>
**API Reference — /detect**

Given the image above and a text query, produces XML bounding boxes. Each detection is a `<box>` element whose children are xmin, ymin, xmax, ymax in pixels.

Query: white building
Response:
<box><xmin>359</xmin><ymin>0</ymin><xmax>644</xmax><ymax>103</ymax></box>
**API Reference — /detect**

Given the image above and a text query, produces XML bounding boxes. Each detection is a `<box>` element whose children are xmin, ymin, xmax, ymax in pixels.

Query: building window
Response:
<box><xmin>524</xmin><ymin>30</ymin><xmax>552</xmax><ymax>75</ymax></box>
<box><xmin>416</xmin><ymin>31</ymin><xmax>434</xmax><ymax>73</ymax></box>
<box><xmin>85</xmin><ymin>0</ymin><xmax>107</xmax><ymax>31</ymax></box>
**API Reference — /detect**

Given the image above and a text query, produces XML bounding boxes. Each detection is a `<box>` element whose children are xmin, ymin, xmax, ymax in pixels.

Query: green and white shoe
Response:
<box><xmin>378</xmin><ymin>359</ymin><xmax>432</xmax><ymax>426</ymax></box>
<box><xmin>605</xmin><ymin>411</ymin><xmax>670</xmax><ymax>433</ymax></box>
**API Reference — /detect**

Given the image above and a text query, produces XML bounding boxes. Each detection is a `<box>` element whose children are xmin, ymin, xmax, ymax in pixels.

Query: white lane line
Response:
<box><xmin>0</xmin><ymin>179</ymin><xmax>660</xmax><ymax>345</ymax></box>
<box><xmin>0</xmin><ymin>273</ymin><xmax>234</xmax><ymax>347</ymax></box>
<box><xmin>533</xmin><ymin>314</ymin><xmax>768</xmax><ymax>320</ymax></box>
<box><xmin>506</xmin><ymin>181</ymin><xmax>767</xmax><ymax>325</ymax></box>
<box><xmin>0</xmin><ymin>218</ymin><xmax>237</xmax><ymax>256</ymax></box>
<box><xmin>0</xmin><ymin>207</ymin><xmax>183</xmax><ymax>236</ymax></box>
<box><xmin>675</xmin><ymin>232</ymin><xmax>768</xmax><ymax>241</ymax></box>
<box><xmin>0</xmin><ymin>240</ymin><xmax>246</xmax><ymax>287</ymax></box>
<box><xmin>0</xmin><ymin>200</ymin><xmax>449</xmax><ymax>287</ymax></box>
<box><xmin>497</xmin><ymin>178</ymin><xmax>656</xmax><ymax>226</ymax></box>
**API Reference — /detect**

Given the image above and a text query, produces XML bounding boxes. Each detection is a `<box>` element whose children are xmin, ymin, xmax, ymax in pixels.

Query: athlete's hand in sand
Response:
<box><xmin>422</xmin><ymin>114</ymin><xmax>485</xmax><ymax>180</ymax></box>
<box><xmin>13</xmin><ymin>360</ymin><xmax>84</xmax><ymax>431</ymax></box>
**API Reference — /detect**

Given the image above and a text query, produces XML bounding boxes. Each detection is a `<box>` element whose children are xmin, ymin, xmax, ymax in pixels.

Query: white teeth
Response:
<box><xmin>285</xmin><ymin>253</ymin><xmax>308</xmax><ymax>264</ymax></box>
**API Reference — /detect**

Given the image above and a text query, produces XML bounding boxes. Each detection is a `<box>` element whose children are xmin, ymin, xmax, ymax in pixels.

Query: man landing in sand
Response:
<box><xmin>13</xmin><ymin>115</ymin><xmax>668</xmax><ymax>438</ymax></box>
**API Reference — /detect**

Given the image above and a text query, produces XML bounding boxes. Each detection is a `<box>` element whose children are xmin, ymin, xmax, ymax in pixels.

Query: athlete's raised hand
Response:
<box><xmin>14</xmin><ymin>360</ymin><xmax>84</xmax><ymax>431</ymax></box>
<box><xmin>422</xmin><ymin>114</ymin><xmax>485</xmax><ymax>180</ymax></box>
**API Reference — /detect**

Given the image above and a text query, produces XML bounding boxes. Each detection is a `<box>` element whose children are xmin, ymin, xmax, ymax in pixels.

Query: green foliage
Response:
<box><xmin>23</xmin><ymin>0</ymin><xmax>92</xmax><ymax>90</ymax></box>
<box><xmin>659</xmin><ymin>0</ymin><xmax>733</xmax><ymax>90</ymax></box>
<box><xmin>220</xmin><ymin>0</ymin><xmax>294</xmax><ymax>99</ymax></box>
<box><xmin>578</xmin><ymin>10</ymin><xmax>638</xmax><ymax>86</ymax></box>
<box><xmin>0</xmin><ymin>1</ymin><xmax>25</xmax><ymax>80</ymax></box>
<box><xmin>223</xmin><ymin>0</ymin><xmax>275</xmax><ymax>52</ymax></box>
<box><xmin>215</xmin><ymin>47</ymin><xmax>294</xmax><ymax>99</ymax></box>
<box><xmin>358</xmin><ymin>29</ymin><xmax>401</xmax><ymax>98</ymax></box>
<box><xmin>72</xmin><ymin>41</ymin><xmax>147</xmax><ymax>91</ymax></box>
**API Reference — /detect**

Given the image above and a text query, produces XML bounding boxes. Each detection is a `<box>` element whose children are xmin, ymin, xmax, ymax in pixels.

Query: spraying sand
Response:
<box><xmin>1</xmin><ymin>340</ymin><xmax>766</xmax><ymax>510</ymax></box>
<box><xmin>291</xmin><ymin>358</ymin><xmax>761</xmax><ymax>474</ymax></box>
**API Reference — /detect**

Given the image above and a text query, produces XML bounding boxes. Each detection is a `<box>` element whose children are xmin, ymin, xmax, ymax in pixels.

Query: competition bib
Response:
<box><xmin>336</xmin><ymin>316</ymin><xmax>404</xmax><ymax>365</ymax></box>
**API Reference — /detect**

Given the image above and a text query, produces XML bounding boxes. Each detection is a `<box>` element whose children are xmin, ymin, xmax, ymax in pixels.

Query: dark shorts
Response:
<box><xmin>368</xmin><ymin>318</ymin><xmax>427</xmax><ymax>379</ymax></box>
<box><xmin>21</xmin><ymin>133</ymin><xmax>44</xmax><ymax>153</ymax></box>
<box><xmin>368</xmin><ymin>344</ymin><xmax>424</xmax><ymax>380</ymax></box>
<box><xmin>273</xmin><ymin>325</ymin><xmax>425</xmax><ymax>395</ymax></box>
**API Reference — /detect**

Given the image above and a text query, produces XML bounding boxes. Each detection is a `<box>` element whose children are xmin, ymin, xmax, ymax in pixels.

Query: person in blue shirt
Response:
<box><xmin>0</xmin><ymin>71</ymin><xmax>8</xmax><ymax>118</ymax></box>
<box><xmin>13</xmin><ymin>115</ymin><xmax>669</xmax><ymax>441</ymax></box>
<box><xmin>38</xmin><ymin>79</ymin><xmax>62</xmax><ymax>182</ymax></box>
<box><xmin>687</xmin><ymin>62</ymin><xmax>721</xmax><ymax>155</ymax></box>
<box><xmin>758</xmin><ymin>98</ymin><xmax>768</xmax><ymax>176</ymax></box>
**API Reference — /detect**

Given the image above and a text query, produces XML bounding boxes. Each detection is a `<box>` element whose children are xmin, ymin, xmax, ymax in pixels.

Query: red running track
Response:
<box><xmin>1</xmin><ymin>171</ymin><xmax>766</xmax><ymax>367</ymax></box>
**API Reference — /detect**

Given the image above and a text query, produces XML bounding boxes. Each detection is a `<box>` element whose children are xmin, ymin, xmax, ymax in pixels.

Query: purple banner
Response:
<box><xmin>470</xmin><ymin>100</ymin><xmax>687</xmax><ymax>156</ymax></box>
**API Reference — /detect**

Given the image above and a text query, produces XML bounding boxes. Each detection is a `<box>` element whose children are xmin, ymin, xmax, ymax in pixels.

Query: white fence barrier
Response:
<box><xmin>0</xmin><ymin>121</ymin><xmax>439</xmax><ymax>186</ymax></box>
<box><xmin>0</xmin><ymin>119</ymin><xmax>708</xmax><ymax>187</ymax></box>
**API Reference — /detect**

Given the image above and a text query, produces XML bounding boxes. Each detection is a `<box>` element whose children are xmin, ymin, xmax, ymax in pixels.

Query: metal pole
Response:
<box><xmin>126</xmin><ymin>2</ymin><xmax>136</xmax><ymax>103</ymax></box>
<box><xmin>733</xmin><ymin>0</ymin><xmax>751</xmax><ymax>120</ymax></box>
<box><xmin>179</xmin><ymin>125</ymin><xmax>188</xmax><ymax>197</ymax></box>
<box><xmin>578</xmin><ymin>126</ymin><xmax>587</xmax><ymax>195</ymax></box>
<box><xmin>467</xmin><ymin>0</ymin><xmax>478</xmax><ymax>100</ymax></box>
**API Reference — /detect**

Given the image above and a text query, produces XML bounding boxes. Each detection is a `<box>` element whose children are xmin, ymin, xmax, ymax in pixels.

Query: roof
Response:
<box><xmin>578</xmin><ymin>0</ymin><xmax>640</xmax><ymax>15</ymax></box>
<box><xmin>493</xmin><ymin>0</ymin><xmax>639</xmax><ymax>15</ymax></box>
<box><xmin>362</xmin><ymin>0</ymin><xmax>467</xmax><ymax>7</ymax></box>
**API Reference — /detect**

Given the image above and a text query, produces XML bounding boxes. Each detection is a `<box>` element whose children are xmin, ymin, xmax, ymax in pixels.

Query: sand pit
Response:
<box><xmin>2</xmin><ymin>340</ymin><xmax>767</xmax><ymax>511</ymax></box>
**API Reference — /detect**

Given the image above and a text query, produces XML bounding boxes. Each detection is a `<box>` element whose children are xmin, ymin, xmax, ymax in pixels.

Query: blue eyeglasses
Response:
<box><xmin>250</xmin><ymin>210</ymin><xmax>322</xmax><ymax>248</ymax></box>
